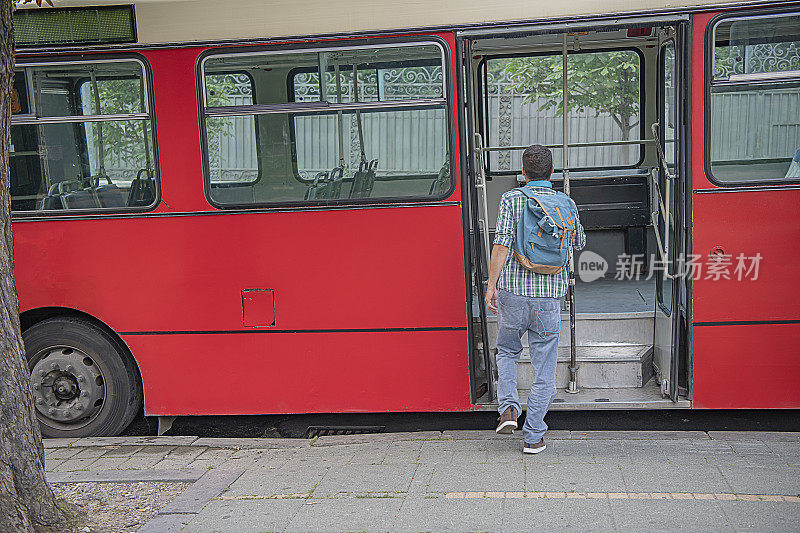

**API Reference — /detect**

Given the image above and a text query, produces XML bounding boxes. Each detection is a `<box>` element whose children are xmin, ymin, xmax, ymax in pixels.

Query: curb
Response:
<box><xmin>46</xmin><ymin>469</ymin><xmax>206</xmax><ymax>484</ymax></box>
<box><xmin>137</xmin><ymin>469</ymin><xmax>245</xmax><ymax>533</ymax></box>
<box><xmin>42</xmin><ymin>430</ymin><xmax>800</xmax><ymax>449</ymax></box>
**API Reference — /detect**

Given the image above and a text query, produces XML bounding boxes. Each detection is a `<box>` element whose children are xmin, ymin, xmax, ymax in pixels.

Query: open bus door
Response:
<box><xmin>653</xmin><ymin>27</ymin><xmax>688</xmax><ymax>402</ymax></box>
<box><xmin>460</xmin><ymin>36</ymin><xmax>496</xmax><ymax>403</ymax></box>
<box><xmin>459</xmin><ymin>15</ymin><xmax>691</xmax><ymax>408</ymax></box>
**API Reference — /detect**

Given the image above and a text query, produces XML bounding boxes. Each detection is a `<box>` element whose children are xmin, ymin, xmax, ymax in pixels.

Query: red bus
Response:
<box><xmin>11</xmin><ymin>0</ymin><xmax>800</xmax><ymax>437</ymax></box>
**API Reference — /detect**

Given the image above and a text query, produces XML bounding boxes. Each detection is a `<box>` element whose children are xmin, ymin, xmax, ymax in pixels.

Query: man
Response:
<box><xmin>485</xmin><ymin>145</ymin><xmax>586</xmax><ymax>454</ymax></box>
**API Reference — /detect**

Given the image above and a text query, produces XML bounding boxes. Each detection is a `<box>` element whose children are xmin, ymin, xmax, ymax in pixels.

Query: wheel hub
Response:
<box><xmin>30</xmin><ymin>347</ymin><xmax>104</xmax><ymax>423</ymax></box>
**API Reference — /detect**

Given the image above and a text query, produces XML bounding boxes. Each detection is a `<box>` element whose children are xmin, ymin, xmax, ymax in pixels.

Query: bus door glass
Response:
<box><xmin>653</xmin><ymin>36</ymin><xmax>682</xmax><ymax>400</ymax></box>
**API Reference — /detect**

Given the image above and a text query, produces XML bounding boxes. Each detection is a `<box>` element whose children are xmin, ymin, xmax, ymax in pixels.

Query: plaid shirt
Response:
<box><xmin>493</xmin><ymin>183</ymin><xmax>586</xmax><ymax>299</ymax></box>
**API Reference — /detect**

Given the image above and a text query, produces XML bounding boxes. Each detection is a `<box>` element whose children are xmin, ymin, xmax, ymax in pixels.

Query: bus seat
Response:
<box><xmin>304</xmin><ymin>171</ymin><xmax>329</xmax><ymax>200</ymax></box>
<box><xmin>92</xmin><ymin>175</ymin><xmax>126</xmax><ymax>208</ymax></box>
<box><xmin>37</xmin><ymin>183</ymin><xmax>65</xmax><ymax>210</ymax></box>
<box><xmin>62</xmin><ymin>188</ymin><xmax>100</xmax><ymax>209</ymax></box>
<box><xmin>327</xmin><ymin>166</ymin><xmax>344</xmax><ymax>199</ymax></box>
<box><xmin>350</xmin><ymin>160</ymin><xmax>377</xmax><ymax>199</ymax></box>
<box><xmin>95</xmin><ymin>183</ymin><xmax>126</xmax><ymax>208</ymax></box>
<box><xmin>429</xmin><ymin>160</ymin><xmax>451</xmax><ymax>196</ymax></box>
<box><xmin>127</xmin><ymin>169</ymin><xmax>156</xmax><ymax>207</ymax></box>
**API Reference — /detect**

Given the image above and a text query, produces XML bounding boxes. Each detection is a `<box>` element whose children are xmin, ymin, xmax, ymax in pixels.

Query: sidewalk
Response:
<box><xmin>45</xmin><ymin>430</ymin><xmax>800</xmax><ymax>532</ymax></box>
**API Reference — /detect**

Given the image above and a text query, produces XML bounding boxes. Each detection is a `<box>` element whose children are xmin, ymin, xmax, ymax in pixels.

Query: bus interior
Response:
<box><xmin>464</xmin><ymin>21</ymin><xmax>691</xmax><ymax>409</ymax></box>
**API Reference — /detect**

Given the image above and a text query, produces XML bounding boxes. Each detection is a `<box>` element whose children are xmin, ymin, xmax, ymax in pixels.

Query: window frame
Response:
<box><xmin>477</xmin><ymin>46</ymin><xmax>647</xmax><ymax>177</ymax></box>
<box><xmin>196</xmin><ymin>36</ymin><xmax>456</xmax><ymax>210</ymax></box>
<box><xmin>10</xmin><ymin>53</ymin><xmax>162</xmax><ymax>217</ymax></box>
<box><xmin>704</xmin><ymin>8</ymin><xmax>800</xmax><ymax>187</ymax></box>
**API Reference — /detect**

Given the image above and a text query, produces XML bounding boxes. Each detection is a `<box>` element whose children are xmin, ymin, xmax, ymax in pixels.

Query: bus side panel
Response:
<box><xmin>127</xmin><ymin>330</ymin><xmax>471</xmax><ymax>414</ymax></box>
<box><xmin>693</xmin><ymin>324</ymin><xmax>800</xmax><ymax>409</ymax></box>
<box><xmin>691</xmin><ymin>191</ymin><xmax>800</xmax><ymax>409</ymax></box>
<box><xmin>691</xmin><ymin>191</ymin><xmax>800</xmax><ymax>322</ymax></box>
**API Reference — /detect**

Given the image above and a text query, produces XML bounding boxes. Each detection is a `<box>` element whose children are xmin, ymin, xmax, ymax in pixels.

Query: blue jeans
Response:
<box><xmin>496</xmin><ymin>290</ymin><xmax>561</xmax><ymax>444</ymax></box>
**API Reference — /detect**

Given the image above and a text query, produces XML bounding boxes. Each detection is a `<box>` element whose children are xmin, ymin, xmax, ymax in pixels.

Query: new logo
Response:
<box><xmin>577</xmin><ymin>250</ymin><xmax>608</xmax><ymax>283</ymax></box>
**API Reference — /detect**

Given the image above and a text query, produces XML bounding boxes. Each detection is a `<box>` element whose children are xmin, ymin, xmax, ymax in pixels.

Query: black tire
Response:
<box><xmin>23</xmin><ymin>317</ymin><xmax>141</xmax><ymax>438</ymax></box>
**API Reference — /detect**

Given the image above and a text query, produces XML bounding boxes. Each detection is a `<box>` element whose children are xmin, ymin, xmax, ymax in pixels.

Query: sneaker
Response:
<box><xmin>496</xmin><ymin>406</ymin><xmax>518</xmax><ymax>434</ymax></box>
<box><xmin>523</xmin><ymin>438</ymin><xmax>546</xmax><ymax>454</ymax></box>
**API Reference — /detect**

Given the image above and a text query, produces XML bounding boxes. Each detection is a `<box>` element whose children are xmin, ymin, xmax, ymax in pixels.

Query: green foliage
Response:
<box><xmin>496</xmin><ymin>50</ymin><xmax>640</xmax><ymax>139</ymax></box>
<box><xmin>86</xmin><ymin>74</ymin><xmax>236</xmax><ymax>175</ymax></box>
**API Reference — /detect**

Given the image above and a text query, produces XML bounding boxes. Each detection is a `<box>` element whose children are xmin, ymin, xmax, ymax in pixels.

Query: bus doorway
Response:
<box><xmin>460</xmin><ymin>18</ymin><xmax>692</xmax><ymax>409</ymax></box>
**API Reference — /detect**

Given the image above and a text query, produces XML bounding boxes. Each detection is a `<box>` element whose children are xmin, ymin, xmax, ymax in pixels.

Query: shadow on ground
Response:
<box><xmin>123</xmin><ymin>409</ymin><xmax>800</xmax><ymax>438</ymax></box>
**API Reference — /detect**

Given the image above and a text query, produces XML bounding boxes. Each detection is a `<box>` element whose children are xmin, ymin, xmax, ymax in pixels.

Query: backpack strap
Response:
<box><xmin>516</xmin><ymin>187</ymin><xmax>563</xmax><ymax>230</ymax></box>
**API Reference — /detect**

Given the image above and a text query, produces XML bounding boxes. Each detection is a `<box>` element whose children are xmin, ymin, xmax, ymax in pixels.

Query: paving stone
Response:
<box><xmin>718</xmin><ymin>501</ymin><xmax>800</xmax><ymax>531</ymax></box>
<box><xmin>729</xmin><ymin>441</ymin><xmax>775</xmax><ymax>455</ymax></box>
<box><xmin>571</xmin><ymin>430</ymin><xmax>709</xmax><ymax>440</ymax></box>
<box><xmin>86</xmin><ymin>456</ymin><xmax>130</xmax><ymax>470</ymax></box>
<box><xmin>619</xmin><ymin>463</ymin><xmax>732</xmax><ymax>493</ymax></box>
<box><xmin>717</xmin><ymin>465</ymin><xmax>800</xmax><ymax>495</ymax></box>
<box><xmin>193</xmin><ymin>437</ymin><xmax>310</xmax><ymax>449</ymax></box>
<box><xmin>708</xmin><ymin>431</ymin><xmax>800</xmax><ymax>442</ymax></box>
<box><xmin>43</xmin><ymin>458</ymin><xmax>66</xmax><ymax>471</ymax></box>
<box><xmin>428</xmin><ymin>462</ymin><xmax>525</xmax><ymax>492</ymax></box>
<box><xmin>394</xmin><ymin>495</ymin><xmax>504</xmax><ymax>532</ymax></box>
<box><xmin>526</xmin><ymin>462</ymin><xmax>627</xmax><ymax>492</ymax></box>
<box><xmin>44</xmin><ymin>447</ymin><xmax>83</xmax><ymax>460</ymax></box>
<box><xmin>551</xmin><ymin>439</ymin><xmax>590</xmax><ymax>457</ymax></box>
<box><xmin>74</xmin><ymin>436</ymin><xmax>198</xmax><ymax>447</ymax></box>
<box><xmin>315</xmin><ymin>463</ymin><xmax>417</xmax><ymax>494</ymax></box>
<box><xmin>287</xmin><ymin>495</ymin><xmax>403</xmax><ymax>532</ymax></box>
<box><xmin>503</xmin><ymin>495</ymin><xmax>614</xmax><ymax>532</ymax></box>
<box><xmin>382</xmin><ymin>441</ymin><xmax>423</xmax><ymax>464</ymax></box>
<box><xmin>186</xmin><ymin>448</ymin><xmax>237</xmax><ymax>470</ymax></box>
<box><xmin>98</xmin><ymin>445</ymin><xmax>144</xmax><ymax>457</ymax></box>
<box><xmin>609</xmin><ymin>498</ymin><xmax>733</xmax><ymax>532</ymax></box>
<box><xmin>345</xmin><ymin>443</ymin><xmax>391</xmax><ymax>465</ymax></box>
<box><xmin>42</xmin><ymin>438</ymin><xmax>78</xmax><ymax>448</ymax></box>
<box><xmin>587</xmin><ymin>440</ymin><xmax>631</xmax><ymax>460</ymax></box>
<box><xmin>180</xmin><ymin>499</ymin><xmax>305</xmax><ymax>533</ymax></box>
<box><xmin>545</xmin><ymin>429</ymin><xmax>572</xmax><ymax>440</ymax></box>
<box><xmin>417</xmin><ymin>440</ymin><xmax>456</xmax><ymax>464</ymax></box>
<box><xmin>765</xmin><ymin>441</ymin><xmax>800</xmax><ymax>456</ymax></box>
<box><xmin>225</xmin><ymin>466</ymin><xmax>328</xmax><ymax>498</ymax></box>
<box><xmin>118</xmin><ymin>445</ymin><xmax>177</xmax><ymax>469</ymax></box>
<box><xmin>46</xmin><ymin>468</ymin><xmax>205</xmax><ymax>483</ymax></box>
<box><xmin>51</xmin><ymin>457</ymin><xmax>98</xmax><ymax>472</ymax></box>
<box><xmin>484</xmin><ymin>438</ymin><xmax>527</xmax><ymax>463</ymax></box>
<box><xmin>691</xmin><ymin>441</ymin><xmax>735</xmax><ymax>453</ymax></box>
<box><xmin>71</xmin><ymin>447</ymin><xmax>114</xmax><ymax>459</ymax></box>
<box><xmin>152</xmin><ymin>446</ymin><xmax>207</xmax><ymax>469</ymax></box>
<box><xmin>161</xmin><ymin>469</ymin><xmax>245</xmax><ymax>514</ymax></box>
<box><xmin>408</xmin><ymin>463</ymin><xmax>435</xmax><ymax>494</ymax></box>
<box><xmin>440</xmin><ymin>429</ymin><xmax>518</xmax><ymax>440</ymax></box>
<box><xmin>137</xmin><ymin>513</ymin><xmax>194</xmax><ymax>533</ymax></box>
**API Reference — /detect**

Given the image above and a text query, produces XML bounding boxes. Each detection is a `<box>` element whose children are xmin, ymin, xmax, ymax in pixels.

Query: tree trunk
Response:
<box><xmin>0</xmin><ymin>1</ymin><xmax>71</xmax><ymax>531</ymax></box>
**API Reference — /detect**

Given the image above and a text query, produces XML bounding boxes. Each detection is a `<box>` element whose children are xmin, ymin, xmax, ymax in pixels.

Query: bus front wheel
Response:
<box><xmin>23</xmin><ymin>317</ymin><xmax>141</xmax><ymax>438</ymax></box>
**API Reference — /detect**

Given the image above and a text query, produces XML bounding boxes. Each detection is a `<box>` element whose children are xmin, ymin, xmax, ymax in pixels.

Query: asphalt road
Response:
<box><xmin>123</xmin><ymin>409</ymin><xmax>800</xmax><ymax>439</ymax></box>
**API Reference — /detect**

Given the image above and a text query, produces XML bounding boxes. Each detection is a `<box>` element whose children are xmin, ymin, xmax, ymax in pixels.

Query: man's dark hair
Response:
<box><xmin>522</xmin><ymin>145</ymin><xmax>553</xmax><ymax>180</ymax></box>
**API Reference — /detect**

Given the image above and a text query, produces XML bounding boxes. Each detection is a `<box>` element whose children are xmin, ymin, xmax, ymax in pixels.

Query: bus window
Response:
<box><xmin>205</xmin><ymin>72</ymin><xmax>259</xmax><ymax>185</ymax></box>
<box><xmin>709</xmin><ymin>12</ymin><xmax>800</xmax><ymax>183</ymax></box>
<box><xmin>482</xmin><ymin>49</ymin><xmax>643</xmax><ymax>173</ymax></box>
<box><xmin>10</xmin><ymin>59</ymin><xmax>158</xmax><ymax>212</ymax></box>
<box><xmin>200</xmin><ymin>42</ymin><xmax>451</xmax><ymax>206</ymax></box>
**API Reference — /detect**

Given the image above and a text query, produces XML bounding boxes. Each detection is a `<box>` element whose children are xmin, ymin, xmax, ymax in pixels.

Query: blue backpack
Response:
<box><xmin>513</xmin><ymin>187</ymin><xmax>578</xmax><ymax>274</ymax></box>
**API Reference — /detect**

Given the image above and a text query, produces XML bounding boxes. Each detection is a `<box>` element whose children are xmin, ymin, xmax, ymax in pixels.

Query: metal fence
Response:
<box><xmin>161</xmin><ymin>69</ymin><xmax>800</xmax><ymax>181</ymax></box>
